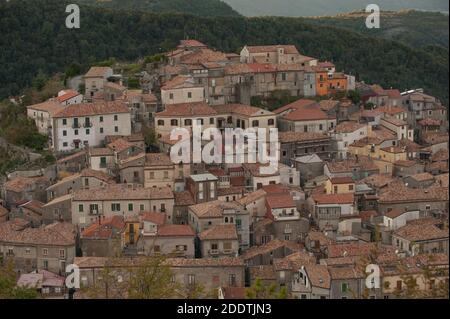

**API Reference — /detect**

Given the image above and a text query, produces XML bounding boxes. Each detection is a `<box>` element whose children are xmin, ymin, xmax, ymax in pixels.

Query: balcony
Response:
<box><xmin>72</xmin><ymin>123</ymin><xmax>81</xmax><ymax>129</ymax></box>
<box><xmin>223</xmin><ymin>249</ymin><xmax>234</xmax><ymax>255</ymax></box>
<box><xmin>209</xmin><ymin>249</ymin><xmax>219</xmax><ymax>255</ymax></box>
<box><xmin>83</xmin><ymin>122</ymin><xmax>93</xmax><ymax>128</ymax></box>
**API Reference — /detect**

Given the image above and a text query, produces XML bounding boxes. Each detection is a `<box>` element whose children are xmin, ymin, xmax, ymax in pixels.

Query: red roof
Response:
<box><xmin>141</xmin><ymin>212</ymin><xmax>166</xmax><ymax>225</ymax></box>
<box><xmin>57</xmin><ymin>90</ymin><xmax>80</xmax><ymax>103</ymax></box>
<box><xmin>266</xmin><ymin>193</ymin><xmax>295</xmax><ymax>209</ymax></box>
<box><xmin>313</xmin><ymin>193</ymin><xmax>354</xmax><ymax>205</ymax></box>
<box><xmin>330</xmin><ymin>177</ymin><xmax>354</xmax><ymax>184</ymax></box>
<box><xmin>157</xmin><ymin>224</ymin><xmax>195</xmax><ymax>237</ymax></box>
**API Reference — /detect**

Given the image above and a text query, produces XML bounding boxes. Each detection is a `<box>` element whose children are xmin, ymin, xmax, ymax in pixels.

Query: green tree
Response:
<box><xmin>0</xmin><ymin>258</ymin><xmax>39</xmax><ymax>299</ymax></box>
<box><xmin>245</xmin><ymin>278</ymin><xmax>288</xmax><ymax>299</ymax></box>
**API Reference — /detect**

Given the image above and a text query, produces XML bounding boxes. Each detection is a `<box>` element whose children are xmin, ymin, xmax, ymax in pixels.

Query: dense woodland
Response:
<box><xmin>76</xmin><ymin>0</ymin><xmax>240</xmax><ymax>17</ymax></box>
<box><xmin>0</xmin><ymin>0</ymin><xmax>448</xmax><ymax>106</ymax></box>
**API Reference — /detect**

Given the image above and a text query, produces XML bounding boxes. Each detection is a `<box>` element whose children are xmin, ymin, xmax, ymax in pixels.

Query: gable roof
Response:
<box><xmin>53</xmin><ymin>101</ymin><xmax>129</xmax><ymax>118</ymax></box>
<box><xmin>198</xmin><ymin>224</ymin><xmax>237</xmax><ymax>240</ymax></box>
<box><xmin>155</xmin><ymin>102</ymin><xmax>217</xmax><ymax>117</ymax></box>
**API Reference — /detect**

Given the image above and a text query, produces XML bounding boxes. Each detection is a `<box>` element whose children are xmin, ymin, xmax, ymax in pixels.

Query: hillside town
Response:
<box><xmin>0</xmin><ymin>40</ymin><xmax>448</xmax><ymax>299</ymax></box>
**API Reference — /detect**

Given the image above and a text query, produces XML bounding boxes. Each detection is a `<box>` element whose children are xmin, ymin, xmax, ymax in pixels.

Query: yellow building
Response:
<box><xmin>325</xmin><ymin>177</ymin><xmax>355</xmax><ymax>194</ymax></box>
<box><xmin>124</xmin><ymin>216</ymin><xmax>141</xmax><ymax>245</ymax></box>
<box><xmin>378</xmin><ymin>146</ymin><xmax>407</xmax><ymax>163</ymax></box>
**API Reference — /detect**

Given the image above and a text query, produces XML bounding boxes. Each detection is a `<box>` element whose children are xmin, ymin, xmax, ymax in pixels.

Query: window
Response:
<box><xmin>349</xmin><ymin>185</ymin><xmax>354</xmax><ymax>191</ymax></box>
<box><xmin>184</xmin><ymin>119</ymin><xmax>192</xmax><ymax>126</ymax></box>
<box><xmin>74</xmin><ymin>129</ymin><xmax>78</xmax><ymax>136</ymax></box>
<box><xmin>25</xmin><ymin>248</ymin><xmax>31</xmax><ymax>254</ymax></box>
<box><xmin>281</xmin><ymin>73</ymin><xmax>287</xmax><ymax>81</ymax></box>
<box><xmin>63</xmin><ymin>142</ymin><xmax>68</xmax><ymax>147</ymax></box>
<box><xmin>252</xmin><ymin>120</ymin><xmax>259</xmax><ymax>127</ymax></box>
<box><xmin>86</xmin><ymin>129</ymin><xmax>90</xmax><ymax>135</ymax></box>
<box><xmin>128</xmin><ymin>203</ymin><xmax>133</xmax><ymax>211</ymax></box>
<box><xmin>229</xmin><ymin>274</ymin><xmax>237</xmax><ymax>287</ymax></box>
<box><xmin>319</xmin><ymin>124</ymin><xmax>323</xmax><ymax>131</ymax></box>
<box><xmin>396</xmin><ymin>280</ymin><xmax>402</xmax><ymax>290</ymax></box>
<box><xmin>268</xmin><ymin>118</ymin><xmax>274</xmax><ymax>126</ymax></box>
<box><xmin>114</xmin><ymin>115</ymin><xmax>118</xmax><ymax>121</ymax></box>
<box><xmin>210</xmin><ymin>182</ymin><xmax>215</xmax><ymax>198</ymax></box>
<box><xmin>171</xmin><ymin>119</ymin><xmax>178</xmax><ymax>126</ymax></box>
<box><xmin>169</xmin><ymin>93</ymin><xmax>174</xmax><ymax>100</ymax></box>
<box><xmin>78</xmin><ymin>204</ymin><xmax>84</xmax><ymax>213</ymax></box>
<box><xmin>160</xmin><ymin>203</ymin><xmax>166</xmax><ymax>212</ymax></box>
<box><xmin>114</xmin><ymin>126</ymin><xmax>118</xmax><ymax>132</ymax></box>
<box><xmin>111</xmin><ymin>203</ymin><xmax>121</xmax><ymax>212</ymax></box>
<box><xmin>188</xmin><ymin>274</ymin><xmax>195</xmax><ymax>286</ymax></box>
<box><xmin>164</xmin><ymin>171</ymin><xmax>169</xmax><ymax>179</ymax></box>
<box><xmin>100</xmin><ymin>127</ymin><xmax>104</xmax><ymax>134</ymax></box>
<box><xmin>187</xmin><ymin>92</ymin><xmax>192</xmax><ymax>99</ymax></box>
<box><xmin>99</xmin><ymin>116</ymin><xmax>103</xmax><ymax>122</ymax></box>
<box><xmin>303</xmin><ymin>125</ymin><xmax>308</xmax><ymax>133</ymax></box>
<box><xmin>43</xmin><ymin>260</ymin><xmax>48</xmax><ymax>270</ymax></box>
<box><xmin>140</xmin><ymin>204</ymin><xmax>145</xmax><ymax>211</ymax></box>
<box><xmin>62</xmin><ymin>119</ymin><xmax>67</xmax><ymax>125</ymax></box>
<box><xmin>341</xmin><ymin>283</ymin><xmax>349</xmax><ymax>293</ymax></box>
<box><xmin>43</xmin><ymin>248</ymin><xmax>48</xmax><ymax>256</ymax></box>
<box><xmin>63</xmin><ymin>130</ymin><xmax>67</xmax><ymax>136</ymax></box>
<box><xmin>59</xmin><ymin>249</ymin><xmax>65</xmax><ymax>259</ymax></box>
<box><xmin>197</xmin><ymin>118</ymin><xmax>204</xmax><ymax>125</ymax></box>
<box><xmin>209</xmin><ymin>117</ymin><xmax>214</xmax><ymax>125</ymax></box>
<box><xmin>198</xmin><ymin>183</ymin><xmax>204</xmax><ymax>200</ymax></box>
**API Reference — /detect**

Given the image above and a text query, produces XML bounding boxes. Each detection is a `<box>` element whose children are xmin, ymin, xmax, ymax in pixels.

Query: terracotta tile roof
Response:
<box><xmin>18</xmin><ymin>200</ymin><xmax>45</xmax><ymax>216</ymax></box>
<box><xmin>156</xmin><ymin>102</ymin><xmax>217</xmax><ymax>117</ymax></box>
<box><xmin>409</xmin><ymin>172</ymin><xmax>434</xmax><ymax>182</ymax></box>
<box><xmin>398</xmin><ymin>139</ymin><xmax>422</xmax><ymax>153</ymax></box>
<box><xmin>381</xmin><ymin>116</ymin><xmax>407</xmax><ymax>126</ymax></box>
<box><xmin>56</xmin><ymin>90</ymin><xmax>81</xmax><ymax>103</ymax></box>
<box><xmin>43</xmin><ymin>194</ymin><xmax>73</xmax><ymax>207</ymax></box>
<box><xmin>318</xmin><ymin>61</ymin><xmax>335</xmax><ymax>68</ymax></box>
<box><xmin>178</xmin><ymin>39</ymin><xmax>207</xmax><ymax>47</ymax></box>
<box><xmin>393</xmin><ymin>224</ymin><xmax>449</xmax><ymax>242</ymax></box>
<box><xmin>434</xmin><ymin>174</ymin><xmax>449</xmax><ymax>188</ymax></box>
<box><xmin>124</xmin><ymin>90</ymin><xmax>157</xmax><ymax>103</ymax></box>
<box><xmin>242</xmin><ymin>162</ymin><xmax>279</xmax><ymax>177</ymax></box>
<box><xmin>145</xmin><ymin>152</ymin><xmax>173</xmax><ymax>167</ymax></box>
<box><xmin>3</xmin><ymin>176</ymin><xmax>48</xmax><ymax>193</ymax></box>
<box><xmin>180</xmin><ymin>48</ymin><xmax>228</xmax><ymax>65</ymax></box>
<box><xmin>80</xmin><ymin>168</ymin><xmax>113</xmax><ymax>183</ymax></box>
<box><xmin>74</xmin><ymin>256</ymin><xmax>244</xmax><ymax>269</ymax></box>
<box><xmin>81</xmin><ymin>216</ymin><xmax>125</xmax><ymax>239</ymax></box>
<box><xmin>237</xmin><ymin>189</ymin><xmax>267</xmax><ymax>206</ymax></box>
<box><xmin>199</xmin><ymin>224</ymin><xmax>237</xmax><ymax>240</ymax></box>
<box><xmin>84</xmin><ymin>66</ymin><xmax>111</xmax><ymax>78</ymax></box>
<box><xmin>330</xmin><ymin>177</ymin><xmax>354</xmax><ymax>184</ymax></box>
<box><xmin>326</xmin><ymin>157</ymin><xmax>379</xmax><ymax>174</ymax></box>
<box><xmin>274</xmin><ymin>252</ymin><xmax>316</xmax><ymax>271</ymax></box>
<box><xmin>249</xmin><ymin>265</ymin><xmax>276</xmax><ymax>280</ymax></box>
<box><xmin>385</xmin><ymin>208</ymin><xmax>408</xmax><ymax>219</ymax></box>
<box><xmin>246</xmin><ymin>45</ymin><xmax>299</xmax><ymax>54</ymax></box>
<box><xmin>328</xmin><ymin>266</ymin><xmax>364</xmax><ymax>280</ymax></box>
<box><xmin>141</xmin><ymin>212</ymin><xmax>166</xmax><ymax>225</ymax></box>
<box><xmin>157</xmin><ymin>224</ymin><xmax>195</xmax><ymax>237</ymax></box>
<box><xmin>273</xmin><ymin>99</ymin><xmax>316</xmax><ymax>114</ymax></box>
<box><xmin>360</xmin><ymin>173</ymin><xmax>393</xmax><ymax>189</ymax></box>
<box><xmin>418</xmin><ymin>118</ymin><xmax>441</xmax><ymax>126</ymax></box>
<box><xmin>278</xmin><ymin>131</ymin><xmax>329</xmax><ymax>143</ymax></box>
<box><xmin>406</xmin><ymin>218</ymin><xmax>443</xmax><ymax>226</ymax></box>
<box><xmin>174</xmin><ymin>191</ymin><xmax>195</xmax><ymax>206</ymax></box>
<box><xmin>0</xmin><ymin>205</ymin><xmax>9</xmax><ymax>217</ymax></box>
<box><xmin>230</xmin><ymin>176</ymin><xmax>246</xmax><ymax>187</ymax></box>
<box><xmin>422</xmin><ymin>132</ymin><xmax>449</xmax><ymax>145</ymax></box>
<box><xmin>53</xmin><ymin>101</ymin><xmax>129</xmax><ymax>118</ymax></box>
<box><xmin>431</xmin><ymin>149</ymin><xmax>449</xmax><ymax>162</ymax></box>
<box><xmin>26</xmin><ymin>100</ymin><xmax>64</xmax><ymax>115</ymax></box>
<box><xmin>212</xmin><ymin>104</ymin><xmax>274</xmax><ymax>117</ymax></box>
<box><xmin>318</xmin><ymin>99</ymin><xmax>339</xmax><ymax>111</ymax></box>
<box><xmin>304</xmin><ymin>264</ymin><xmax>331</xmax><ymax>289</ymax></box>
<box><xmin>307</xmin><ymin>231</ymin><xmax>334</xmax><ymax>246</ymax></box>
<box><xmin>385</xmin><ymin>89</ymin><xmax>401</xmax><ymax>99</ymax></box>
<box><xmin>266</xmin><ymin>193</ymin><xmax>295</xmax><ymax>209</ymax></box>
<box><xmin>189</xmin><ymin>200</ymin><xmax>243</xmax><ymax>218</ymax></box>
<box><xmin>359</xmin><ymin>210</ymin><xmax>379</xmax><ymax>222</ymax></box>
<box><xmin>217</xmin><ymin>186</ymin><xmax>246</xmax><ymax>197</ymax></box>
<box><xmin>161</xmin><ymin>75</ymin><xmax>199</xmax><ymax>90</ymax></box>
<box><xmin>73</xmin><ymin>184</ymin><xmax>173</xmax><ymax>201</ymax></box>
<box><xmin>312</xmin><ymin>193</ymin><xmax>354</xmax><ymax>205</ymax></box>
<box><xmin>241</xmin><ymin>239</ymin><xmax>298</xmax><ymax>260</ymax></box>
<box><xmin>378</xmin><ymin>184</ymin><xmax>448</xmax><ymax>204</ymax></box>
<box><xmin>282</xmin><ymin>104</ymin><xmax>330</xmax><ymax>122</ymax></box>
<box><xmin>0</xmin><ymin>221</ymin><xmax>76</xmax><ymax>246</ymax></box>
<box><xmin>376</xmin><ymin>106</ymin><xmax>407</xmax><ymax>115</ymax></box>
<box><xmin>89</xmin><ymin>147</ymin><xmax>114</xmax><ymax>157</ymax></box>
<box><xmin>327</xmin><ymin>242</ymin><xmax>378</xmax><ymax>258</ymax></box>
<box><xmin>335</xmin><ymin>121</ymin><xmax>365</xmax><ymax>133</ymax></box>
<box><xmin>107</xmin><ymin>138</ymin><xmax>135</xmax><ymax>153</ymax></box>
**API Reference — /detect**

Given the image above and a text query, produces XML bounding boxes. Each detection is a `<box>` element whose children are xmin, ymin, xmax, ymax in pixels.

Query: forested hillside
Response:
<box><xmin>76</xmin><ymin>0</ymin><xmax>240</xmax><ymax>16</ymax></box>
<box><xmin>0</xmin><ymin>0</ymin><xmax>448</xmax><ymax>105</ymax></box>
<box><xmin>305</xmin><ymin>10</ymin><xmax>449</xmax><ymax>49</ymax></box>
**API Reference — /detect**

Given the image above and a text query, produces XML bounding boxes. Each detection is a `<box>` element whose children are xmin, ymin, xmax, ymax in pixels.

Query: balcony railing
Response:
<box><xmin>72</xmin><ymin>123</ymin><xmax>81</xmax><ymax>129</ymax></box>
<box><xmin>209</xmin><ymin>249</ymin><xmax>219</xmax><ymax>255</ymax></box>
<box><xmin>223</xmin><ymin>249</ymin><xmax>234</xmax><ymax>255</ymax></box>
<box><xmin>83</xmin><ymin>122</ymin><xmax>93</xmax><ymax>128</ymax></box>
